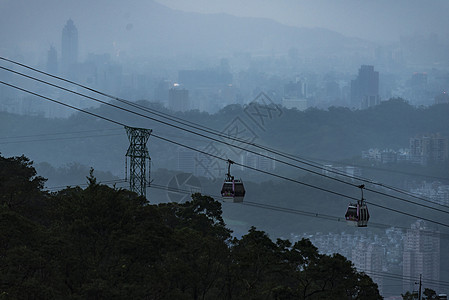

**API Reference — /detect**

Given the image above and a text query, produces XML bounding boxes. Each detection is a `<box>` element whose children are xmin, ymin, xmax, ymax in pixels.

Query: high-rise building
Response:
<box><xmin>350</xmin><ymin>65</ymin><xmax>380</xmax><ymax>109</ymax></box>
<box><xmin>61</xmin><ymin>19</ymin><xmax>78</xmax><ymax>76</ymax></box>
<box><xmin>402</xmin><ymin>220</ymin><xmax>440</xmax><ymax>293</ymax></box>
<box><xmin>352</xmin><ymin>241</ymin><xmax>384</xmax><ymax>295</ymax></box>
<box><xmin>410</xmin><ymin>134</ymin><xmax>449</xmax><ymax>165</ymax></box>
<box><xmin>168</xmin><ymin>85</ymin><xmax>190</xmax><ymax>112</ymax></box>
<box><xmin>282</xmin><ymin>78</ymin><xmax>308</xmax><ymax>110</ymax></box>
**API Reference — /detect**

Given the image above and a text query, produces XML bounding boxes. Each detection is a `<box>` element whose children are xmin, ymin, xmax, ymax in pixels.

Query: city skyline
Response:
<box><xmin>1</xmin><ymin>2</ymin><xmax>448</xmax><ymax>298</ymax></box>
<box><xmin>2</xmin><ymin>0</ymin><xmax>449</xmax><ymax>61</ymax></box>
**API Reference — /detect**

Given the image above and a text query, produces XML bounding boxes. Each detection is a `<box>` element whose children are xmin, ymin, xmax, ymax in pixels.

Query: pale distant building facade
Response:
<box><xmin>61</xmin><ymin>19</ymin><xmax>78</xmax><ymax>77</ymax></box>
<box><xmin>410</xmin><ymin>181</ymin><xmax>449</xmax><ymax>207</ymax></box>
<box><xmin>169</xmin><ymin>86</ymin><xmax>190</xmax><ymax>112</ymax></box>
<box><xmin>351</xmin><ymin>65</ymin><xmax>380</xmax><ymax>109</ymax></box>
<box><xmin>352</xmin><ymin>241</ymin><xmax>384</xmax><ymax>295</ymax></box>
<box><xmin>282</xmin><ymin>79</ymin><xmax>308</xmax><ymax>110</ymax></box>
<box><xmin>410</xmin><ymin>134</ymin><xmax>448</xmax><ymax>165</ymax></box>
<box><xmin>402</xmin><ymin>220</ymin><xmax>440</xmax><ymax>293</ymax></box>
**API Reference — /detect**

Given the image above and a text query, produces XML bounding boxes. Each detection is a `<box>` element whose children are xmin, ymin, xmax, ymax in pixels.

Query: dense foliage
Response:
<box><xmin>0</xmin><ymin>154</ymin><xmax>382</xmax><ymax>299</ymax></box>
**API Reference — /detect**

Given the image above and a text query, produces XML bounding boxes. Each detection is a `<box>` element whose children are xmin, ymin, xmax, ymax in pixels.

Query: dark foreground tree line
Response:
<box><xmin>0</xmin><ymin>154</ymin><xmax>382</xmax><ymax>299</ymax></box>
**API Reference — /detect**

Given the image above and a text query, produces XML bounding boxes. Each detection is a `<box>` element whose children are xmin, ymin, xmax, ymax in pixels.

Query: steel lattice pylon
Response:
<box><xmin>125</xmin><ymin>126</ymin><xmax>152</xmax><ymax>199</ymax></box>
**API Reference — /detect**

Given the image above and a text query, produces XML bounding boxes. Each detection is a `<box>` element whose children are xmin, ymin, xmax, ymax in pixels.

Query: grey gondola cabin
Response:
<box><xmin>221</xmin><ymin>160</ymin><xmax>246</xmax><ymax>203</ymax></box>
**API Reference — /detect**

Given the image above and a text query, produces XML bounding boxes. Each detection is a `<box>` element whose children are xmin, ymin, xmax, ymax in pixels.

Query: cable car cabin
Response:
<box><xmin>345</xmin><ymin>202</ymin><xmax>369</xmax><ymax>227</ymax></box>
<box><xmin>221</xmin><ymin>160</ymin><xmax>246</xmax><ymax>203</ymax></box>
<box><xmin>221</xmin><ymin>177</ymin><xmax>245</xmax><ymax>203</ymax></box>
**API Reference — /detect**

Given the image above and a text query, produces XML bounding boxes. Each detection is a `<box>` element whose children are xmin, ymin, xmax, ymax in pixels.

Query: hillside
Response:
<box><xmin>1</xmin><ymin>99</ymin><xmax>448</xmax><ymax>176</ymax></box>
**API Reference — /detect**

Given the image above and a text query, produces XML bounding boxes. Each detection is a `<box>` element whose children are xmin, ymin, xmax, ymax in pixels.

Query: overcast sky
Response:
<box><xmin>155</xmin><ymin>0</ymin><xmax>449</xmax><ymax>42</ymax></box>
<box><xmin>1</xmin><ymin>0</ymin><xmax>448</xmax><ymax>62</ymax></box>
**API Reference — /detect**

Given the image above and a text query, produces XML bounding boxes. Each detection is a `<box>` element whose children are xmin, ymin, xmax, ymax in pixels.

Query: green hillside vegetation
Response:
<box><xmin>1</xmin><ymin>99</ymin><xmax>448</xmax><ymax>174</ymax></box>
<box><xmin>0</xmin><ymin>154</ymin><xmax>382</xmax><ymax>299</ymax></box>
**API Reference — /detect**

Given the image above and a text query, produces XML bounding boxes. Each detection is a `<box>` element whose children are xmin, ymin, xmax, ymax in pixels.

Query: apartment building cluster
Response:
<box><xmin>410</xmin><ymin>181</ymin><xmax>449</xmax><ymax>207</ymax></box>
<box><xmin>291</xmin><ymin>220</ymin><xmax>441</xmax><ymax>297</ymax></box>
<box><xmin>362</xmin><ymin>134</ymin><xmax>448</xmax><ymax>166</ymax></box>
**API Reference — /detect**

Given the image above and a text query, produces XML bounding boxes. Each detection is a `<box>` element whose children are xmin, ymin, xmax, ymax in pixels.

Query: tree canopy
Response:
<box><xmin>0</xmin><ymin>154</ymin><xmax>382</xmax><ymax>299</ymax></box>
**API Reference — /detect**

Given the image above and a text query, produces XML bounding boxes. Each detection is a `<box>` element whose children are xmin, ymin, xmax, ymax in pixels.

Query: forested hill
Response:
<box><xmin>1</xmin><ymin>98</ymin><xmax>448</xmax><ymax>173</ymax></box>
<box><xmin>0</xmin><ymin>154</ymin><xmax>382</xmax><ymax>299</ymax></box>
<box><xmin>230</xmin><ymin>98</ymin><xmax>449</xmax><ymax>160</ymax></box>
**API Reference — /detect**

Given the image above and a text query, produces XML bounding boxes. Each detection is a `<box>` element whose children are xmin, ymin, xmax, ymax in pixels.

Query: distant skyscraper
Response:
<box><xmin>352</xmin><ymin>241</ymin><xmax>384</xmax><ymax>295</ymax></box>
<box><xmin>61</xmin><ymin>19</ymin><xmax>78</xmax><ymax>76</ymax></box>
<box><xmin>169</xmin><ymin>85</ymin><xmax>190</xmax><ymax>112</ymax></box>
<box><xmin>46</xmin><ymin>46</ymin><xmax>58</xmax><ymax>75</ymax></box>
<box><xmin>351</xmin><ymin>65</ymin><xmax>380</xmax><ymax>109</ymax></box>
<box><xmin>402</xmin><ymin>220</ymin><xmax>440</xmax><ymax>293</ymax></box>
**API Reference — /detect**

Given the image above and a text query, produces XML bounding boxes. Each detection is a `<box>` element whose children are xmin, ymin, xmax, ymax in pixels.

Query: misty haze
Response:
<box><xmin>1</xmin><ymin>0</ymin><xmax>449</xmax><ymax>298</ymax></box>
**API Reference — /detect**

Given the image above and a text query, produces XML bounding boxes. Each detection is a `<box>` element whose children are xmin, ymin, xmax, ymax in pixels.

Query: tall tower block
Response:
<box><xmin>61</xmin><ymin>19</ymin><xmax>78</xmax><ymax>77</ymax></box>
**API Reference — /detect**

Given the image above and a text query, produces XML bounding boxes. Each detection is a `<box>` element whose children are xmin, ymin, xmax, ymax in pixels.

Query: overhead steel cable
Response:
<box><xmin>0</xmin><ymin>65</ymin><xmax>362</xmax><ymax>187</ymax></box>
<box><xmin>362</xmin><ymin>270</ymin><xmax>449</xmax><ymax>288</ymax></box>
<box><xmin>0</xmin><ymin>63</ymin><xmax>382</xmax><ymax>188</ymax></box>
<box><xmin>2</xmin><ymin>79</ymin><xmax>449</xmax><ymax>227</ymax></box>
<box><xmin>2</xmin><ymin>63</ymin><xmax>449</xmax><ymax>216</ymax></box>
<box><xmin>45</xmin><ymin>178</ymin><xmax>449</xmax><ymax>287</ymax></box>
<box><xmin>0</xmin><ymin>81</ymin><xmax>125</xmax><ymax>127</ymax></box>
<box><xmin>44</xmin><ymin>178</ymin><xmax>449</xmax><ymax>240</ymax></box>
<box><xmin>251</xmin><ymin>145</ymin><xmax>449</xmax><ymax>206</ymax></box>
<box><xmin>3</xmin><ymin>63</ymin><xmax>449</xmax><ymax>216</ymax></box>
<box><xmin>3</xmin><ymin>57</ymin><xmax>446</xmax><ymax>195</ymax></box>
<box><xmin>145</xmin><ymin>183</ymin><xmax>449</xmax><ymax>240</ymax></box>
<box><xmin>150</xmin><ymin>132</ymin><xmax>449</xmax><ymax>228</ymax></box>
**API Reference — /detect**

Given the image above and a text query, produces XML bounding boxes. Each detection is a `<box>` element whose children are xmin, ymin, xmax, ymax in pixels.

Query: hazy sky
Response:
<box><xmin>1</xmin><ymin>0</ymin><xmax>449</xmax><ymax>62</ymax></box>
<box><xmin>156</xmin><ymin>0</ymin><xmax>449</xmax><ymax>42</ymax></box>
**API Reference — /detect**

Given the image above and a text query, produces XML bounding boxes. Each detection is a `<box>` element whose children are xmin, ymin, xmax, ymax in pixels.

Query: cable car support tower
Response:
<box><xmin>125</xmin><ymin>126</ymin><xmax>152</xmax><ymax>199</ymax></box>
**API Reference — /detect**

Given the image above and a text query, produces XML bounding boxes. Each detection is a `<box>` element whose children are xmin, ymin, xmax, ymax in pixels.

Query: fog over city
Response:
<box><xmin>1</xmin><ymin>1</ymin><xmax>449</xmax><ymax>298</ymax></box>
<box><xmin>2</xmin><ymin>0</ymin><xmax>449</xmax><ymax>59</ymax></box>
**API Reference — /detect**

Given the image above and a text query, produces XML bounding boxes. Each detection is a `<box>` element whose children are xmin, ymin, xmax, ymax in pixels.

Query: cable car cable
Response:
<box><xmin>150</xmin><ymin>132</ymin><xmax>449</xmax><ymax>228</ymax></box>
<box><xmin>3</xmin><ymin>78</ymin><xmax>449</xmax><ymax>227</ymax></box>
<box><xmin>3</xmin><ymin>58</ymin><xmax>446</xmax><ymax>207</ymax></box>
<box><xmin>145</xmin><ymin>183</ymin><xmax>449</xmax><ymax>240</ymax></box>
<box><xmin>0</xmin><ymin>65</ymin><xmax>364</xmax><ymax>189</ymax></box>
<box><xmin>44</xmin><ymin>178</ymin><xmax>449</xmax><ymax>240</ymax></box>
<box><xmin>0</xmin><ymin>81</ymin><xmax>126</xmax><ymax>127</ymax></box>
<box><xmin>2</xmin><ymin>62</ymin><xmax>448</xmax><ymax>214</ymax></box>
<box><xmin>2</xmin><ymin>77</ymin><xmax>449</xmax><ymax>225</ymax></box>
<box><xmin>2</xmin><ymin>71</ymin><xmax>449</xmax><ymax>217</ymax></box>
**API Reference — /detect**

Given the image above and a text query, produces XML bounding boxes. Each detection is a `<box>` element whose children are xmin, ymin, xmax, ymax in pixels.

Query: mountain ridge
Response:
<box><xmin>0</xmin><ymin>0</ymin><xmax>372</xmax><ymax>59</ymax></box>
